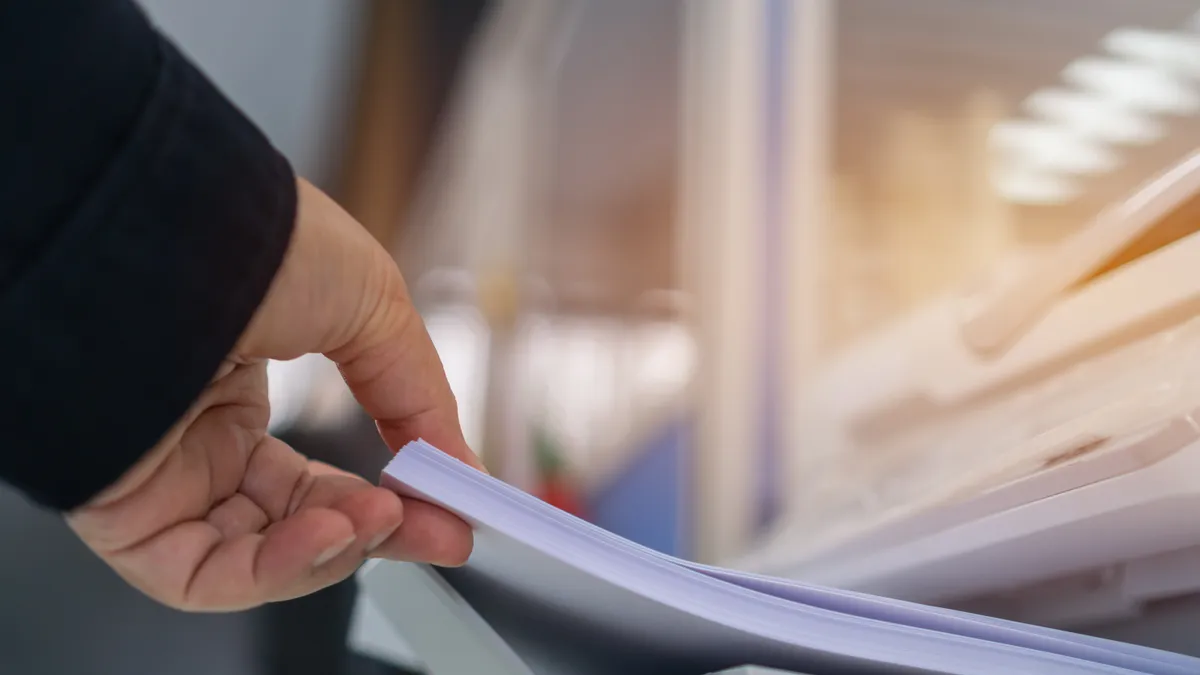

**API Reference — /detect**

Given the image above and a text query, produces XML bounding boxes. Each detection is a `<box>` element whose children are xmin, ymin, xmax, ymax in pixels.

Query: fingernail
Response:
<box><xmin>313</xmin><ymin>535</ymin><xmax>356</xmax><ymax>568</ymax></box>
<box><xmin>366</xmin><ymin>522</ymin><xmax>401</xmax><ymax>554</ymax></box>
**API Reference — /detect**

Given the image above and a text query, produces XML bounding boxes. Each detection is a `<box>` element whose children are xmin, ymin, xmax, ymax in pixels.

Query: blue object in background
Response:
<box><xmin>587</xmin><ymin>417</ymin><xmax>692</xmax><ymax>559</ymax></box>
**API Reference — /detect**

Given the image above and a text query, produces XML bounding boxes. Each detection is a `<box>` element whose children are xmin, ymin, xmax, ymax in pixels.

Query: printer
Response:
<box><xmin>737</xmin><ymin>148</ymin><xmax>1200</xmax><ymax>631</ymax></box>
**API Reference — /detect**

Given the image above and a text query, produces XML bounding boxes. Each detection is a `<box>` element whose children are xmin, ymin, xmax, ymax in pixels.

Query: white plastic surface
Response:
<box><xmin>745</xmin><ymin>153</ymin><xmax>1200</xmax><ymax>624</ymax></box>
<box><xmin>793</xmin><ymin>426</ymin><xmax>1200</xmax><ymax>605</ymax></box>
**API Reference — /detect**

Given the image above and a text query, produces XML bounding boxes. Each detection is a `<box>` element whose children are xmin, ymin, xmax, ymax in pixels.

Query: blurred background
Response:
<box><xmin>7</xmin><ymin>0</ymin><xmax>1200</xmax><ymax>673</ymax></box>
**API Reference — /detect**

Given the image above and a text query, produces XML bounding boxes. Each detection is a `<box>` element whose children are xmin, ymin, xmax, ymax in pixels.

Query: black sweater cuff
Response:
<box><xmin>0</xmin><ymin>9</ymin><xmax>296</xmax><ymax>510</ymax></box>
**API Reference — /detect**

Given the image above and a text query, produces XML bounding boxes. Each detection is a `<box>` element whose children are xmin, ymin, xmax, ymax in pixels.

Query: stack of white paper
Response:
<box><xmin>380</xmin><ymin>440</ymin><xmax>1200</xmax><ymax>675</ymax></box>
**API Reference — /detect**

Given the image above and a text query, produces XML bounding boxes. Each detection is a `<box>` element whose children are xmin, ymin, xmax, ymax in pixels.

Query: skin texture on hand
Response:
<box><xmin>65</xmin><ymin>178</ymin><xmax>486</xmax><ymax>611</ymax></box>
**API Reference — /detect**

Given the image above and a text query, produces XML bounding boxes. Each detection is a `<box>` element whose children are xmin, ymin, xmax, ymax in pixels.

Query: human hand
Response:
<box><xmin>66</xmin><ymin>178</ymin><xmax>485</xmax><ymax>611</ymax></box>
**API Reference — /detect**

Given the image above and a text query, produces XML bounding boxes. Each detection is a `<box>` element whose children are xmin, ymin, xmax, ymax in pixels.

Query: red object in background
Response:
<box><xmin>532</xmin><ymin>425</ymin><xmax>588</xmax><ymax>519</ymax></box>
<box><xmin>536</xmin><ymin>477</ymin><xmax>587</xmax><ymax>518</ymax></box>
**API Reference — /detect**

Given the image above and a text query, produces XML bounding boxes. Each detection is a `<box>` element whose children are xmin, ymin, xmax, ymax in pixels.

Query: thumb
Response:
<box><xmin>238</xmin><ymin>178</ymin><xmax>485</xmax><ymax>471</ymax></box>
<box><xmin>328</xmin><ymin>270</ymin><xmax>485</xmax><ymax>471</ymax></box>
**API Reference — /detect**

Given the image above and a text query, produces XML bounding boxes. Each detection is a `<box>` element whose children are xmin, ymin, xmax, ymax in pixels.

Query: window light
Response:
<box><xmin>991</xmin><ymin>120</ymin><xmax>1119</xmax><ymax>175</ymax></box>
<box><xmin>1023</xmin><ymin>88</ymin><xmax>1164</xmax><ymax>146</ymax></box>
<box><xmin>1104</xmin><ymin>28</ymin><xmax>1200</xmax><ymax>78</ymax></box>
<box><xmin>1062</xmin><ymin>57</ymin><xmax>1200</xmax><ymax>115</ymax></box>
<box><xmin>991</xmin><ymin>165</ymin><xmax>1081</xmax><ymax>206</ymax></box>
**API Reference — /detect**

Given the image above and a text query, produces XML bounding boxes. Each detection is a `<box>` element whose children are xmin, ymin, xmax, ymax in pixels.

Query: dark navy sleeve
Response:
<box><xmin>0</xmin><ymin>0</ymin><xmax>296</xmax><ymax>510</ymax></box>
